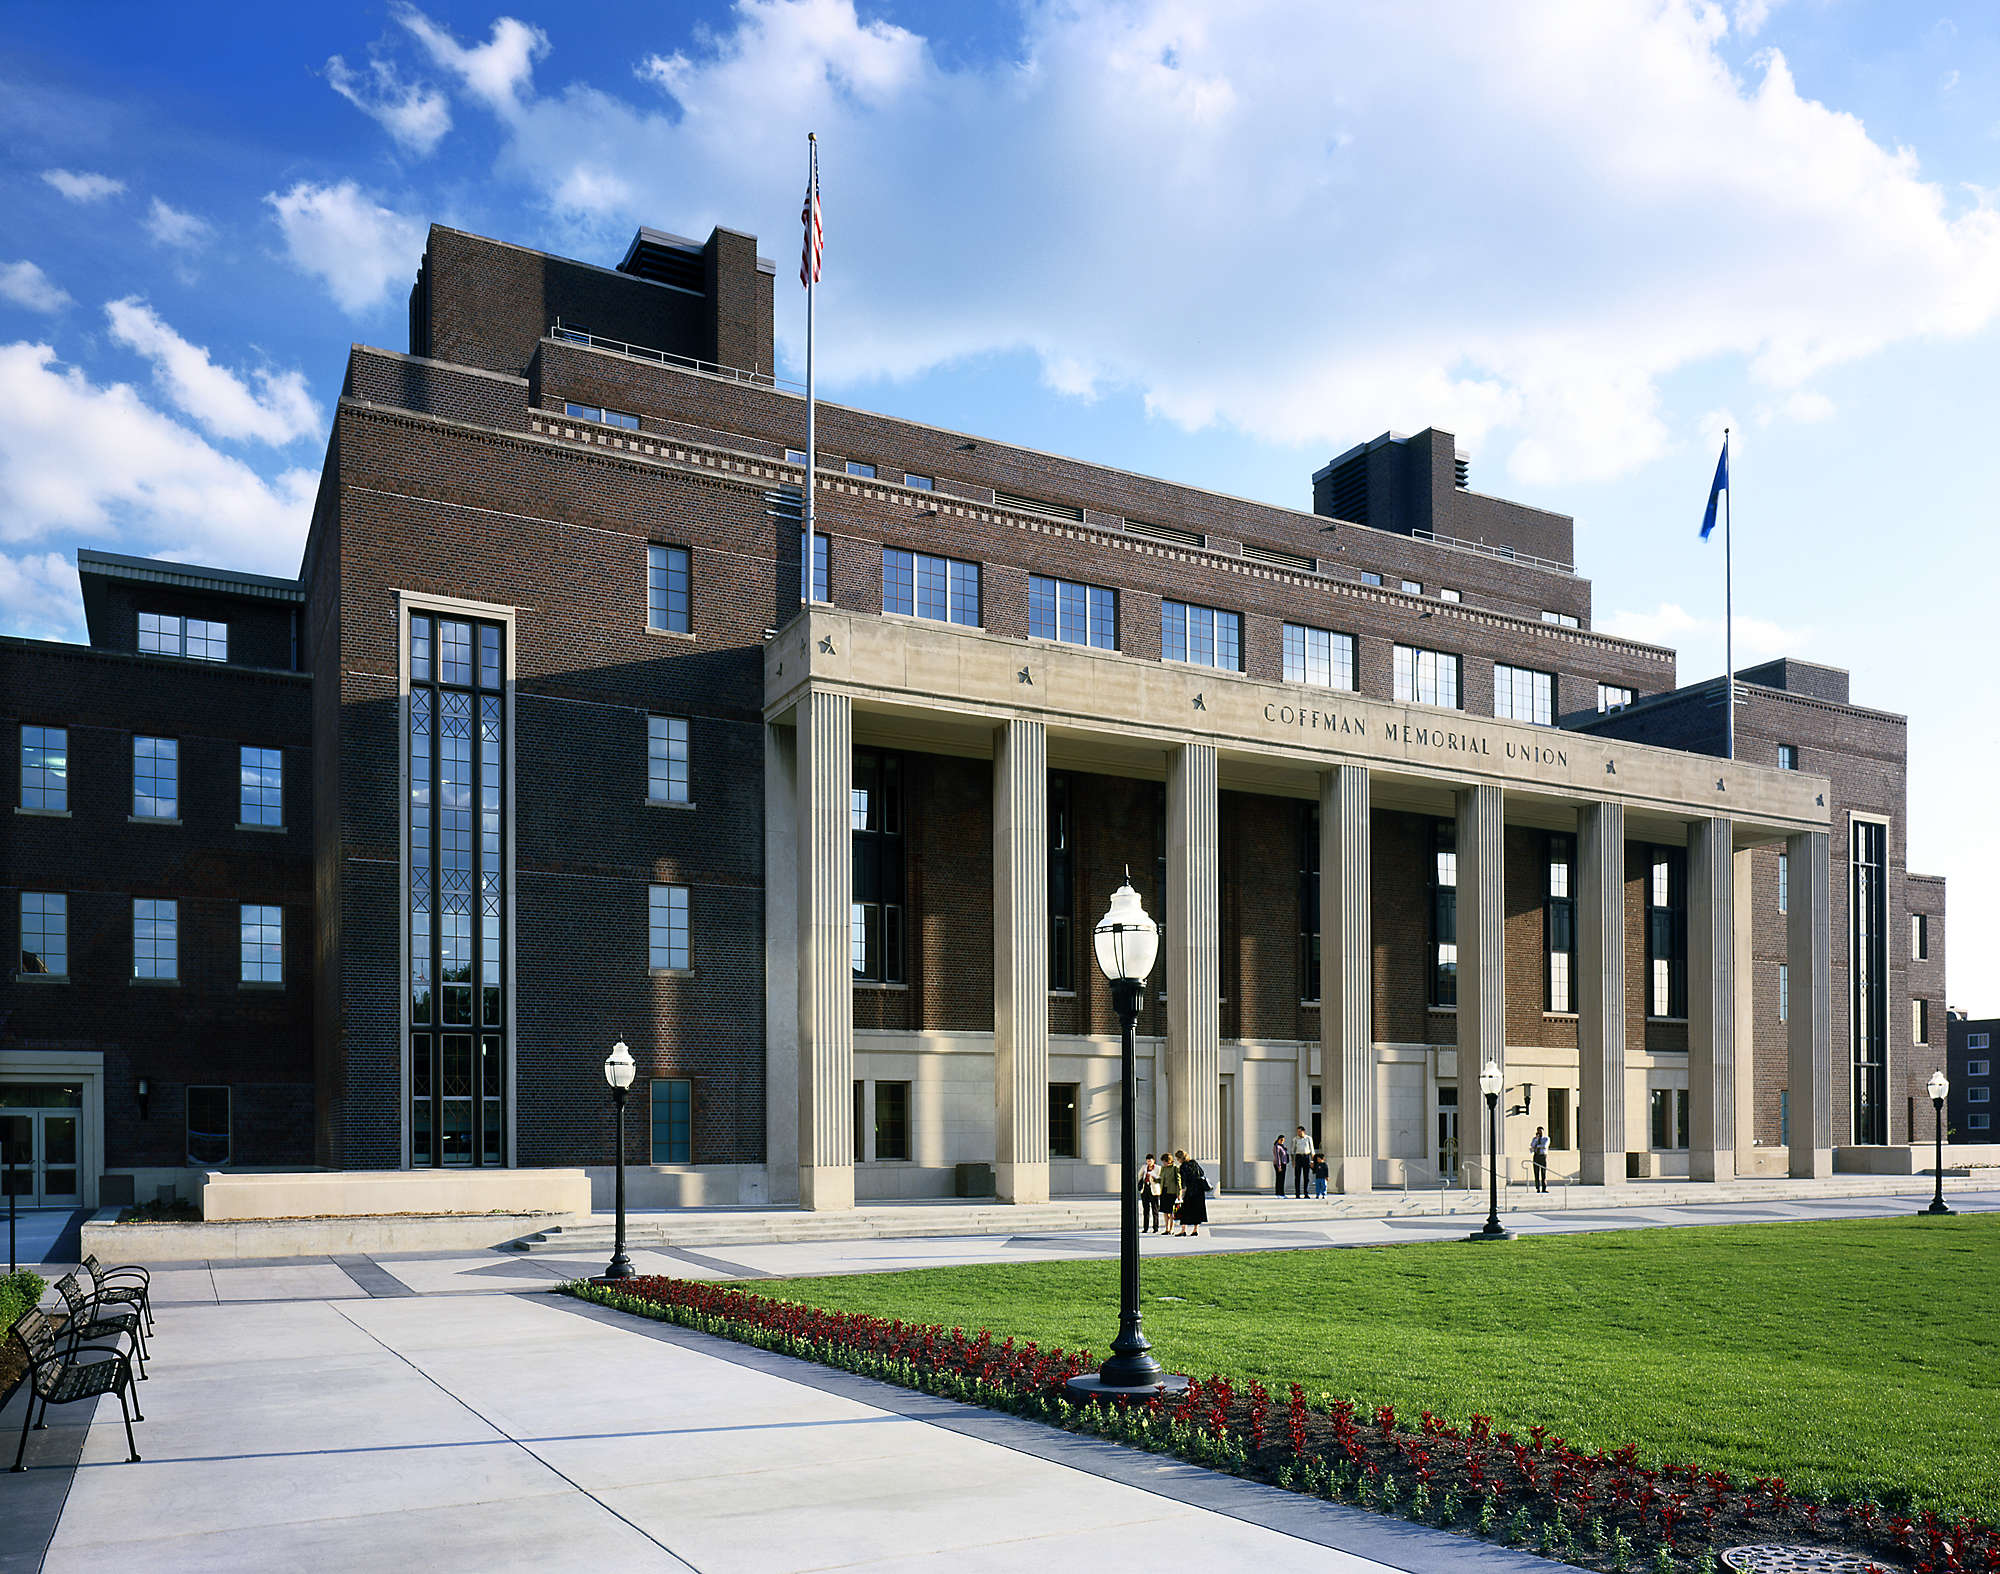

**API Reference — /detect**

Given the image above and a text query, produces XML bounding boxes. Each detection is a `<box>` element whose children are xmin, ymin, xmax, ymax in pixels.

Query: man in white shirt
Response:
<box><xmin>1292</xmin><ymin>1125</ymin><xmax>1315</xmax><ymax>1198</ymax></box>
<box><xmin>1530</xmin><ymin>1126</ymin><xmax>1550</xmax><ymax>1193</ymax></box>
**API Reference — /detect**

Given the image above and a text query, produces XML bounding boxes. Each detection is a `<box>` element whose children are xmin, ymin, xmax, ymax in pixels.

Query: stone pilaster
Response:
<box><xmin>1166</xmin><ymin>742</ymin><xmax>1220</xmax><ymax>1175</ymax></box>
<box><xmin>1688</xmin><ymin>815</ymin><xmax>1736</xmax><ymax>1182</ymax></box>
<box><xmin>796</xmin><ymin>690</ymin><xmax>854</xmax><ymax>1210</ymax></box>
<box><xmin>1576</xmin><ymin>800</ymin><xmax>1626</xmax><ymax>1186</ymax></box>
<box><xmin>1788</xmin><ymin>830</ymin><xmax>1834</xmax><ymax>1178</ymax></box>
<box><xmin>1732</xmin><ymin>848</ymin><xmax>1757</xmax><ymax>1177</ymax></box>
<box><xmin>763</xmin><ymin>722</ymin><xmax>801</xmax><ymax>1205</ymax></box>
<box><xmin>1319</xmin><ymin>765</ymin><xmax>1372</xmax><ymax>1192</ymax></box>
<box><xmin>1456</xmin><ymin>784</ymin><xmax>1506</xmax><ymax>1182</ymax></box>
<box><xmin>993</xmin><ymin>719</ymin><xmax>1049</xmax><ymax>1203</ymax></box>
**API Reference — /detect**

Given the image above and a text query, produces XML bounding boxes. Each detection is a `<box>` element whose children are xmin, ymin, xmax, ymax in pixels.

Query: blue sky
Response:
<box><xmin>3</xmin><ymin>0</ymin><xmax>1997</xmax><ymax>1009</ymax></box>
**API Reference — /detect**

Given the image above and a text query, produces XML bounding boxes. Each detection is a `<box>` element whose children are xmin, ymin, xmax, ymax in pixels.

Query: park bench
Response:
<box><xmin>53</xmin><ymin>1272</ymin><xmax>148</xmax><ymax>1379</ymax></box>
<box><xmin>7</xmin><ymin>1305</ymin><xmax>143</xmax><ymax>1471</ymax></box>
<box><xmin>81</xmin><ymin>1254</ymin><xmax>154</xmax><ymax>1336</ymax></box>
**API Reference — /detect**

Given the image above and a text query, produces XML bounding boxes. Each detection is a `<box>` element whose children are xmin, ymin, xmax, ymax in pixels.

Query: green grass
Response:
<box><xmin>756</xmin><ymin>1214</ymin><xmax>2000</xmax><ymax>1519</ymax></box>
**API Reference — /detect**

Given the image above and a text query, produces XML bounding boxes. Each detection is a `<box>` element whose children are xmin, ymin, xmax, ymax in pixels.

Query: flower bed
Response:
<box><xmin>0</xmin><ymin>1269</ymin><xmax>48</xmax><ymax>1406</ymax></box>
<box><xmin>565</xmin><ymin>1275</ymin><xmax>1997</xmax><ymax>1574</ymax></box>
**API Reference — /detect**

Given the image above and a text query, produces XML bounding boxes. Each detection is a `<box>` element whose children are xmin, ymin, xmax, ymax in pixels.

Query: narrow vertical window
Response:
<box><xmin>20</xmin><ymin>893</ymin><xmax>66</xmax><ymax>976</ymax></box>
<box><xmin>874</xmin><ymin>1081</ymin><xmax>910</xmax><ymax>1160</ymax></box>
<box><xmin>133</xmin><ymin>736</ymin><xmax>177</xmax><ymax>819</ymax></box>
<box><xmin>1646</xmin><ymin>848</ymin><xmax>1687</xmax><ymax>1018</ymax></box>
<box><xmin>647</xmin><ymin>543</ymin><xmax>691</xmax><ymax>633</ymax></box>
<box><xmin>133</xmin><ymin>898</ymin><xmax>178</xmax><ymax>980</ymax></box>
<box><xmin>240</xmin><ymin>746</ymin><xmax>283</xmax><ymax>826</ymax></box>
<box><xmin>851</xmin><ymin>750</ymin><xmax>905</xmax><ymax>982</ymax></box>
<box><xmin>1300</xmin><ymin>802</ymin><xmax>1321</xmax><ymax>1002</ymax></box>
<box><xmin>1048</xmin><ymin>1084</ymin><xmax>1079</xmax><ymax>1159</ymax></box>
<box><xmin>240</xmin><ymin>904</ymin><xmax>283</xmax><ymax>983</ymax></box>
<box><xmin>802</xmin><ymin>531</ymin><xmax>830</xmax><ymax>603</ymax></box>
<box><xmin>1851</xmin><ymin>820</ymin><xmax>1887</xmax><ymax>1144</ymax></box>
<box><xmin>648</xmin><ymin>716</ymin><xmax>690</xmax><ymax>804</ymax></box>
<box><xmin>649</xmin><ymin>883</ymin><xmax>690</xmax><ymax>969</ymax></box>
<box><xmin>1911</xmin><ymin>912</ymin><xmax>1928</xmax><ymax>961</ymax></box>
<box><xmin>1776</xmin><ymin>744</ymin><xmax>1799</xmax><ymax>770</ymax></box>
<box><xmin>21</xmin><ymin>726</ymin><xmax>67</xmax><ymax>811</ymax></box>
<box><xmin>650</xmin><ymin>1078</ymin><xmax>693</xmax><ymax>1163</ymax></box>
<box><xmin>1430</xmin><ymin>820</ymin><xmax>1458</xmax><ymax>1007</ymax></box>
<box><xmin>1777</xmin><ymin>850</ymin><xmax>1789</xmax><ymax>914</ymax></box>
<box><xmin>1546</xmin><ymin>833</ymin><xmax>1575</xmax><ymax>1012</ymax></box>
<box><xmin>1779</xmin><ymin>962</ymin><xmax>1789</xmax><ymax>1023</ymax></box>
<box><xmin>1913</xmin><ymin>998</ymin><xmax>1929</xmax><ymax>1046</ymax></box>
<box><xmin>1049</xmin><ymin>774</ymin><xmax>1074</xmax><ymax>992</ymax></box>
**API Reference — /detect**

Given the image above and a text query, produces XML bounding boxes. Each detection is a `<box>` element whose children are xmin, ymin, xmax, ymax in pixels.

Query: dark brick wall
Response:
<box><xmin>345</xmin><ymin>346</ymin><xmax>530</xmax><ymax>431</ymax></box>
<box><xmin>79</xmin><ymin>577</ymin><xmax>298</xmax><ymax>672</ymax></box>
<box><xmin>0</xmin><ymin>639</ymin><xmax>314</xmax><ymax>1167</ymax></box>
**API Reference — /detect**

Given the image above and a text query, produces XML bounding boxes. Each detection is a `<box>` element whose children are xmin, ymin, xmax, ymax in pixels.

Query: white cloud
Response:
<box><xmin>104</xmin><ymin>298</ymin><xmax>321</xmax><ymax>445</ymax></box>
<box><xmin>0</xmin><ymin>341</ymin><xmax>314</xmax><ymax>578</ymax></box>
<box><xmin>363</xmin><ymin>0</ymin><xmax>2000</xmax><ymax>487</ymax></box>
<box><xmin>41</xmin><ymin>169</ymin><xmax>125</xmax><ymax>204</ymax></box>
<box><xmin>0</xmin><ymin>550</ymin><xmax>83</xmax><ymax>641</ymax></box>
<box><xmin>327</xmin><ymin>53</ymin><xmax>453</xmax><ymax>156</ymax></box>
<box><xmin>0</xmin><ymin>261</ymin><xmax>73</xmax><ymax>315</ymax></box>
<box><xmin>144</xmin><ymin>198</ymin><xmax>213</xmax><ymax>251</ymax></box>
<box><xmin>266</xmin><ymin>180</ymin><xmax>426</xmax><ymax>314</ymax></box>
<box><xmin>1600</xmin><ymin>600</ymin><xmax>1811</xmax><ymax>672</ymax></box>
<box><xmin>397</xmin><ymin>7</ymin><xmax>547</xmax><ymax>119</ymax></box>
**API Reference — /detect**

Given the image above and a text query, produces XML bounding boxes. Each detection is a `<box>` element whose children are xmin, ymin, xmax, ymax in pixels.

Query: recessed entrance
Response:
<box><xmin>0</xmin><ymin>1083</ymin><xmax>84</xmax><ymax>1209</ymax></box>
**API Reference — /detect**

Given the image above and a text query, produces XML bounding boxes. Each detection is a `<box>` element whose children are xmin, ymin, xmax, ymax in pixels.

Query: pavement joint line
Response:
<box><xmin>541</xmin><ymin>1292</ymin><xmax>1573</xmax><ymax>1573</ymax></box>
<box><xmin>656</xmin><ymin>1244</ymin><xmax>779</xmax><ymax>1280</ymax></box>
<box><xmin>325</xmin><ymin>1300</ymin><xmax>705</xmax><ymax>1572</ymax></box>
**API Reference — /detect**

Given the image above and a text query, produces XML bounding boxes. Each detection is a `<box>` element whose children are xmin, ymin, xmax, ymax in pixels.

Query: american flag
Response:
<box><xmin>800</xmin><ymin>136</ymin><xmax>822</xmax><ymax>289</ymax></box>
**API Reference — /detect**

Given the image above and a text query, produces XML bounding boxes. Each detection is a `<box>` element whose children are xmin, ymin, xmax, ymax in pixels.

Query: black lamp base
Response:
<box><xmin>1065</xmin><ymin>1371</ymin><xmax>1192</xmax><ymax>1406</ymax></box>
<box><xmin>1922</xmin><ymin>1199</ymin><xmax>1955</xmax><ymax>1217</ymax></box>
<box><xmin>1466</xmin><ymin>1225</ymin><xmax>1515</xmax><ymax>1242</ymax></box>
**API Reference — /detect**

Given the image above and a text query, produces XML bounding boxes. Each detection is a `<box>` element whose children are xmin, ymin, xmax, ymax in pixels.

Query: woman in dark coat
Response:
<box><xmin>1173</xmin><ymin>1148</ymin><xmax>1209</xmax><ymax>1236</ymax></box>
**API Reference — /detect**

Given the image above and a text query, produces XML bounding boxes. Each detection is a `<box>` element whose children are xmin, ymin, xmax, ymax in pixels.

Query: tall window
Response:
<box><xmin>883</xmin><ymin>548</ymin><xmax>979</xmax><ymax>625</ymax></box>
<box><xmin>139</xmin><ymin>613</ymin><xmax>227</xmax><ymax>661</ymax></box>
<box><xmin>802</xmin><ymin>531</ymin><xmax>829</xmax><ymax>603</ymax></box>
<box><xmin>20</xmin><ymin>726</ymin><xmax>66</xmax><ymax>811</ymax></box>
<box><xmin>1049</xmin><ymin>774</ymin><xmax>1075</xmax><ymax>992</ymax></box>
<box><xmin>1649</xmin><ymin>1088</ymin><xmax>1690</xmax><ymax>1150</ymax></box>
<box><xmin>1049</xmin><ymin>1084</ymin><xmax>1080</xmax><ymax>1159</ymax></box>
<box><xmin>133</xmin><ymin>898</ymin><xmax>177</xmax><ymax>981</ymax></box>
<box><xmin>240</xmin><ymin>747</ymin><xmax>283</xmax><ymax>826</ymax></box>
<box><xmin>1283</xmin><ymin>624</ymin><xmax>1356</xmax><ymax>690</ymax></box>
<box><xmin>1852</xmin><ymin>820</ymin><xmax>1887</xmax><ymax>1144</ymax></box>
<box><xmin>1646</xmin><ymin>848</ymin><xmax>1687</xmax><ymax>1018</ymax></box>
<box><xmin>1394</xmin><ymin>645</ymin><xmax>1461</xmax><ymax>708</ymax></box>
<box><xmin>186</xmin><ymin>1086</ymin><xmax>230</xmax><ymax>1166</ymax></box>
<box><xmin>1777</xmin><ymin>850</ymin><xmax>1788</xmax><ymax>914</ymax></box>
<box><xmin>408</xmin><ymin>611</ymin><xmax>507</xmax><ymax>1169</ymax></box>
<box><xmin>648</xmin><ymin>716</ymin><xmax>690</xmax><ymax>804</ymax></box>
<box><xmin>1779</xmin><ymin>962</ymin><xmax>1789</xmax><ymax>1023</ymax></box>
<box><xmin>1430</xmin><ymin>820</ymin><xmax>1458</xmax><ymax>1007</ymax></box>
<box><xmin>1546</xmin><ymin>833</ymin><xmax>1575</xmax><ymax>1012</ymax></box>
<box><xmin>240</xmin><ymin>904</ymin><xmax>283</xmax><ymax>983</ymax></box>
<box><xmin>133</xmin><ymin>736</ymin><xmax>177</xmax><ymax>819</ymax></box>
<box><xmin>646</xmin><ymin>544</ymin><xmax>691</xmax><ymax>632</ymax></box>
<box><xmin>1494</xmin><ymin>664</ymin><xmax>1554</xmax><ymax>725</ymax></box>
<box><xmin>1911</xmin><ymin>912</ymin><xmax>1929</xmax><ymax>960</ymax></box>
<box><xmin>20</xmin><ymin>893</ymin><xmax>65</xmax><ymax>976</ymax></box>
<box><xmin>1162</xmin><ymin>601</ymin><xmax>1241</xmax><ymax>669</ymax></box>
<box><xmin>1912</xmin><ymin>998</ymin><xmax>1930</xmax><ymax>1046</ymax></box>
<box><xmin>1299</xmin><ymin>803</ymin><xmax>1320</xmax><ymax>1001</ymax></box>
<box><xmin>1028</xmin><ymin>576</ymin><xmax>1116</xmax><ymax>649</ymax></box>
<box><xmin>874</xmin><ymin>1081</ymin><xmax>911</xmax><ymax>1160</ymax></box>
<box><xmin>1597</xmin><ymin>684</ymin><xmax>1634</xmax><ymax>712</ymax></box>
<box><xmin>851</xmin><ymin>750</ymin><xmax>905</xmax><ymax>983</ymax></box>
<box><xmin>649</xmin><ymin>884</ymin><xmax>690</xmax><ymax>969</ymax></box>
<box><xmin>650</xmin><ymin>1078</ymin><xmax>692</xmax><ymax>1163</ymax></box>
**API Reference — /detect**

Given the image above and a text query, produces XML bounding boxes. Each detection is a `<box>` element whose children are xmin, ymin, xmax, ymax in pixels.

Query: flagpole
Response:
<box><xmin>804</xmin><ymin>132</ymin><xmax>816</xmax><ymax>550</ymax></box>
<box><xmin>1723</xmin><ymin>426</ymin><xmax>1734</xmax><ymax>763</ymax></box>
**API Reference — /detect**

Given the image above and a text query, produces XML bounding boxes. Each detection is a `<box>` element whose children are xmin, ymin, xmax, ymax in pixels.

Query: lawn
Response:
<box><xmin>756</xmin><ymin>1214</ymin><xmax>2000</xmax><ymax>1520</ymax></box>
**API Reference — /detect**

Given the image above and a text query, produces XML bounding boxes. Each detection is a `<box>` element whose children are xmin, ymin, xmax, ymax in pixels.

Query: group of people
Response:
<box><xmin>1137</xmin><ymin>1149</ymin><xmax>1210</xmax><ymax>1236</ymax></box>
<box><xmin>1270</xmin><ymin>1127</ymin><xmax>1330</xmax><ymax>1198</ymax></box>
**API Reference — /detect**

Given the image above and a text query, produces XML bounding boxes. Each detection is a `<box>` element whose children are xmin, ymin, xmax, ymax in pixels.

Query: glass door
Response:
<box><xmin>0</xmin><ymin>1083</ymin><xmax>86</xmax><ymax>1207</ymax></box>
<box><xmin>1437</xmin><ymin>1086</ymin><xmax>1460</xmax><ymax>1181</ymax></box>
<box><xmin>39</xmin><ymin>1115</ymin><xmax>80</xmax><ymax>1206</ymax></box>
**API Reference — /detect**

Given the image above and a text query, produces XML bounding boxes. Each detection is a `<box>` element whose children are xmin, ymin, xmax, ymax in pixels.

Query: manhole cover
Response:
<box><xmin>1722</xmin><ymin>1547</ymin><xmax>1882</xmax><ymax>1574</ymax></box>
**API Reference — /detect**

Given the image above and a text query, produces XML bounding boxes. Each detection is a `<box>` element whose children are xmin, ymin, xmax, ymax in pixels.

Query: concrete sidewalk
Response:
<box><xmin>15</xmin><ymin>1289</ymin><xmax>1568</xmax><ymax>1574</ymax></box>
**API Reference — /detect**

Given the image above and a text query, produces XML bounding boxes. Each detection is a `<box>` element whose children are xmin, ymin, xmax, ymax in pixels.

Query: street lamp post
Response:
<box><xmin>1066</xmin><ymin>876</ymin><xmax>1186</xmax><ymax>1402</ymax></box>
<box><xmin>1922</xmin><ymin>1069</ymin><xmax>1954</xmax><ymax>1217</ymax></box>
<box><xmin>1467</xmin><ymin>1059</ymin><xmax>1513</xmax><ymax>1242</ymax></box>
<box><xmin>602</xmin><ymin>1041</ymin><xmax>637</xmax><ymax>1279</ymax></box>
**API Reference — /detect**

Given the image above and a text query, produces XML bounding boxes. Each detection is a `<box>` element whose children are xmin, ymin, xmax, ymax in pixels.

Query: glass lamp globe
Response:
<box><xmin>1479</xmin><ymin>1060</ymin><xmax>1503</xmax><ymax>1099</ymax></box>
<box><xmin>604</xmin><ymin>1040</ymin><xmax>636</xmax><ymax>1091</ymax></box>
<box><xmin>1093</xmin><ymin>880</ymin><xmax>1160</xmax><ymax>985</ymax></box>
<box><xmin>1929</xmin><ymin>1069</ymin><xmax>1949</xmax><ymax>1103</ymax></box>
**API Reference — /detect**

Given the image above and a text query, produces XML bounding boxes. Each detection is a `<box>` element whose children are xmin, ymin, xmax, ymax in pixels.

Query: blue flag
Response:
<box><xmin>1700</xmin><ymin>438</ymin><xmax>1728</xmax><ymax>539</ymax></box>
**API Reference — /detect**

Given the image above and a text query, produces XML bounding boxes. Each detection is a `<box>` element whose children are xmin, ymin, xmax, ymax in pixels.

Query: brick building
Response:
<box><xmin>1946</xmin><ymin>1014</ymin><xmax>1997</xmax><ymax>1144</ymax></box>
<box><xmin>0</xmin><ymin>219</ymin><xmax>1952</xmax><ymax>1209</ymax></box>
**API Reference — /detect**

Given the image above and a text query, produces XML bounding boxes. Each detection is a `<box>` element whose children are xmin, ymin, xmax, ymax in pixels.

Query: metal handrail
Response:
<box><xmin>1411</xmin><ymin>526</ymin><xmax>1574</xmax><ymax>577</ymax></box>
<box><xmin>549</xmin><ymin>320</ymin><xmax>806</xmax><ymax>396</ymax></box>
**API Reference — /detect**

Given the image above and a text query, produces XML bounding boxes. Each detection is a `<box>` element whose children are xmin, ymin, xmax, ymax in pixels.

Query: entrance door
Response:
<box><xmin>1437</xmin><ymin>1085</ymin><xmax>1460</xmax><ymax>1181</ymax></box>
<box><xmin>1218</xmin><ymin>1079</ymin><xmax>1234</xmax><ymax>1193</ymax></box>
<box><xmin>0</xmin><ymin>1083</ymin><xmax>86</xmax><ymax>1207</ymax></box>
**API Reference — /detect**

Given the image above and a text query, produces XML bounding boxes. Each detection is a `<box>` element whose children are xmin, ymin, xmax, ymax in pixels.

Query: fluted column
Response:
<box><xmin>1732</xmin><ymin>848</ymin><xmax>1757</xmax><ymax>1177</ymax></box>
<box><xmin>1457</xmin><ymin>785</ymin><xmax>1506</xmax><ymax>1182</ymax></box>
<box><xmin>1576</xmin><ymin>800</ymin><xmax>1626</xmax><ymax>1186</ymax></box>
<box><xmin>1166</xmin><ymin>742</ymin><xmax>1220</xmax><ymax>1175</ymax></box>
<box><xmin>796</xmin><ymin>691</ymin><xmax>854</xmax><ymax>1210</ymax></box>
<box><xmin>993</xmin><ymin>719</ymin><xmax>1049</xmax><ymax>1203</ymax></box>
<box><xmin>1319</xmin><ymin>766</ymin><xmax>1372</xmax><ymax>1192</ymax></box>
<box><xmin>1787</xmin><ymin>830</ymin><xmax>1834</xmax><ymax>1178</ymax></box>
<box><xmin>764</xmin><ymin>723</ymin><xmax>801</xmax><ymax>1204</ymax></box>
<box><xmin>1688</xmin><ymin>816</ymin><xmax>1736</xmax><ymax>1182</ymax></box>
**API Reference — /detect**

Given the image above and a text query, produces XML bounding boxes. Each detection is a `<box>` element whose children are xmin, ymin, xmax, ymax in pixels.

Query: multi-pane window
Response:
<box><xmin>1439</xmin><ymin>588</ymin><xmax>1461</xmax><ymax>603</ymax></box>
<box><xmin>1911</xmin><ymin>913</ymin><xmax>1929</xmax><ymax>960</ymax></box>
<box><xmin>20</xmin><ymin>726</ymin><xmax>66</xmax><ymax>811</ymax></box>
<box><xmin>408</xmin><ymin>611</ymin><xmax>507</xmax><ymax>1169</ymax></box>
<box><xmin>883</xmin><ymin>549</ymin><xmax>980</xmax><ymax>625</ymax></box>
<box><xmin>1779</xmin><ymin>962</ymin><xmax>1789</xmax><ymax>1023</ymax></box>
<box><xmin>802</xmin><ymin>531</ymin><xmax>830</xmax><ymax>603</ymax></box>
<box><xmin>564</xmin><ymin>401</ymin><xmax>639</xmax><ymax>430</ymax></box>
<box><xmin>1546</xmin><ymin>833</ymin><xmax>1575</xmax><ymax>1013</ymax></box>
<box><xmin>1597</xmin><ymin>684</ymin><xmax>1635</xmax><ymax>712</ymax></box>
<box><xmin>1971</xmin><ymin>1033</ymin><xmax>1992</xmax><ymax>1051</ymax></box>
<box><xmin>1028</xmin><ymin>576</ymin><xmax>1117</xmax><ymax>649</ymax></box>
<box><xmin>1049</xmin><ymin>1084</ymin><xmax>1080</xmax><ymax>1159</ymax></box>
<box><xmin>1912</xmin><ymin>998</ymin><xmax>1930</xmax><ymax>1046</ymax></box>
<box><xmin>1494</xmin><ymin>665</ymin><xmax>1554</xmax><ymax>725</ymax></box>
<box><xmin>903</xmin><ymin>472</ymin><xmax>933</xmax><ymax>490</ymax></box>
<box><xmin>1541</xmin><ymin>610</ymin><xmax>1581</xmax><ymax>630</ymax></box>
<box><xmin>648</xmin><ymin>716</ymin><xmax>690</xmax><ymax>804</ymax></box>
<box><xmin>851</xmin><ymin>751</ymin><xmax>905</xmax><ymax>982</ymax></box>
<box><xmin>1970</xmin><ymin>1087</ymin><xmax>1992</xmax><ymax>1105</ymax></box>
<box><xmin>845</xmin><ymin>460</ymin><xmax>875</xmax><ymax>478</ymax></box>
<box><xmin>1360</xmin><ymin>571</ymin><xmax>1383</xmax><ymax>586</ymax></box>
<box><xmin>1161</xmin><ymin>600</ymin><xmax>1242</xmax><ymax>670</ymax></box>
<box><xmin>240</xmin><ymin>747</ymin><xmax>283</xmax><ymax>826</ymax></box>
<box><xmin>874</xmin><ymin>1080</ymin><xmax>911</xmax><ymax>1160</ymax></box>
<box><xmin>186</xmin><ymin>1086</ymin><xmax>230</xmax><ymax>1167</ymax></box>
<box><xmin>1647</xmin><ymin>848</ymin><xmax>1687</xmax><ymax>1018</ymax></box>
<box><xmin>1394</xmin><ymin>646</ymin><xmax>1460</xmax><ymax>709</ymax></box>
<box><xmin>240</xmin><ymin>904</ymin><xmax>282</xmax><ymax>983</ymax></box>
<box><xmin>133</xmin><ymin>736</ymin><xmax>177</xmax><ymax>819</ymax></box>
<box><xmin>1778</xmin><ymin>850</ymin><xmax>1789</xmax><ymax>914</ymax></box>
<box><xmin>650</xmin><ymin>1078</ymin><xmax>692</xmax><ymax>1163</ymax></box>
<box><xmin>1299</xmin><ymin>803</ymin><xmax>1320</xmax><ymax>1002</ymax></box>
<box><xmin>139</xmin><ymin>613</ymin><xmax>227</xmax><ymax>660</ymax></box>
<box><xmin>186</xmin><ymin>620</ymin><xmax>228</xmax><ymax>661</ymax></box>
<box><xmin>1776</xmin><ymin>744</ymin><xmax>1799</xmax><ymax>771</ymax></box>
<box><xmin>1401</xmin><ymin>579</ymin><xmax>1422</xmax><ymax>594</ymax></box>
<box><xmin>1852</xmin><ymin>820</ymin><xmax>1887</xmax><ymax>1144</ymax></box>
<box><xmin>1049</xmin><ymin>775</ymin><xmax>1074</xmax><ymax>992</ymax></box>
<box><xmin>649</xmin><ymin>884</ymin><xmax>690</xmax><ymax>970</ymax></box>
<box><xmin>646</xmin><ymin>544</ymin><xmax>691</xmax><ymax>633</ymax></box>
<box><xmin>139</xmin><ymin>612</ymin><xmax>181</xmax><ymax>654</ymax></box>
<box><xmin>133</xmin><ymin>898</ymin><xmax>177</xmax><ymax>980</ymax></box>
<box><xmin>1649</xmin><ymin>1087</ymin><xmax>1690</xmax><ymax>1150</ymax></box>
<box><xmin>1283</xmin><ymin>624</ymin><xmax>1356</xmax><ymax>690</ymax></box>
<box><xmin>1430</xmin><ymin>820</ymin><xmax>1458</xmax><ymax>1008</ymax></box>
<box><xmin>20</xmin><ymin>893</ymin><xmax>66</xmax><ymax>976</ymax></box>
